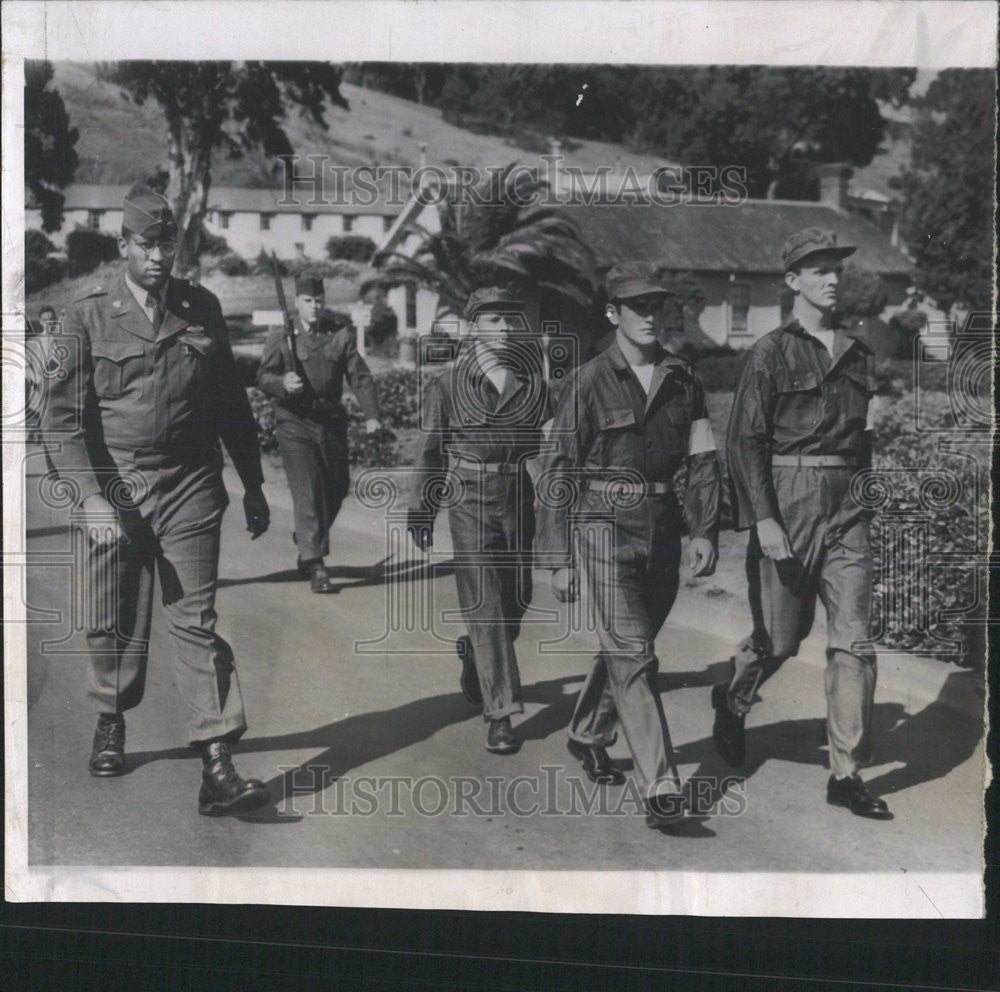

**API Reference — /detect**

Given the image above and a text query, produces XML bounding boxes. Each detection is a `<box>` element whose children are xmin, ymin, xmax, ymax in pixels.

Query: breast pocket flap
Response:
<box><xmin>598</xmin><ymin>407</ymin><xmax>638</xmax><ymax>430</ymax></box>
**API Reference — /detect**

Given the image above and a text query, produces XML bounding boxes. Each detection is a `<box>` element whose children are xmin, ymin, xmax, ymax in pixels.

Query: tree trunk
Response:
<box><xmin>164</xmin><ymin>110</ymin><xmax>212</xmax><ymax>283</ymax></box>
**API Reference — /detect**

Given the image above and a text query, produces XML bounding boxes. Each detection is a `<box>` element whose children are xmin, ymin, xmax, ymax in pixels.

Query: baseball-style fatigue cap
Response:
<box><xmin>122</xmin><ymin>184</ymin><xmax>176</xmax><ymax>238</ymax></box>
<box><xmin>295</xmin><ymin>274</ymin><xmax>326</xmax><ymax>297</ymax></box>
<box><xmin>606</xmin><ymin>262</ymin><xmax>675</xmax><ymax>301</ymax></box>
<box><xmin>466</xmin><ymin>286</ymin><xmax>525</xmax><ymax>320</ymax></box>
<box><xmin>781</xmin><ymin>227</ymin><xmax>856</xmax><ymax>272</ymax></box>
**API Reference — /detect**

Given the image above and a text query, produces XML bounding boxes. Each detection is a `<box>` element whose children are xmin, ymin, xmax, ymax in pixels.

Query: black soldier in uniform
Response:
<box><xmin>537</xmin><ymin>263</ymin><xmax>722</xmax><ymax>829</ymax></box>
<box><xmin>713</xmin><ymin>227</ymin><xmax>892</xmax><ymax>820</ymax></box>
<box><xmin>407</xmin><ymin>287</ymin><xmax>549</xmax><ymax>755</ymax></box>
<box><xmin>43</xmin><ymin>184</ymin><xmax>271</xmax><ymax>816</ymax></box>
<box><xmin>256</xmin><ymin>275</ymin><xmax>382</xmax><ymax>592</ymax></box>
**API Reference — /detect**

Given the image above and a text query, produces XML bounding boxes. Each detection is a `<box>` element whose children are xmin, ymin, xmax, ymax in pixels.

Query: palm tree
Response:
<box><xmin>374</xmin><ymin>163</ymin><xmax>597</xmax><ymax>321</ymax></box>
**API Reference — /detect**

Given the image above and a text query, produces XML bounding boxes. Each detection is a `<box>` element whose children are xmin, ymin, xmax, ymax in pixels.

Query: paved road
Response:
<box><xmin>20</xmin><ymin>450</ymin><xmax>984</xmax><ymax>876</ymax></box>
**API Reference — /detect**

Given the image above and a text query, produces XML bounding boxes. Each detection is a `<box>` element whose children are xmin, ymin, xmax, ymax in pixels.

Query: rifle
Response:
<box><xmin>271</xmin><ymin>253</ymin><xmax>319</xmax><ymax>415</ymax></box>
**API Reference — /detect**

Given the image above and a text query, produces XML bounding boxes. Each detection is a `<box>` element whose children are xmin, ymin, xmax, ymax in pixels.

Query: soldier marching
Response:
<box><xmin>38</xmin><ymin>183</ymin><xmax>895</xmax><ymax>831</ymax></box>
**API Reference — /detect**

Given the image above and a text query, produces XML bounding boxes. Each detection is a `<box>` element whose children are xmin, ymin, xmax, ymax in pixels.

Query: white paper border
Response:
<box><xmin>3</xmin><ymin>0</ymin><xmax>993</xmax><ymax>915</ymax></box>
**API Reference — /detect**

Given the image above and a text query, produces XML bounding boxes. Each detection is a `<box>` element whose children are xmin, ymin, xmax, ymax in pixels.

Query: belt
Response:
<box><xmin>449</xmin><ymin>454</ymin><xmax>520</xmax><ymax>475</ymax></box>
<box><xmin>585</xmin><ymin>479</ymin><xmax>672</xmax><ymax>496</ymax></box>
<box><xmin>771</xmin><ymin>454</ymin><xmax>857</xmax><ymax>468</ymax></box>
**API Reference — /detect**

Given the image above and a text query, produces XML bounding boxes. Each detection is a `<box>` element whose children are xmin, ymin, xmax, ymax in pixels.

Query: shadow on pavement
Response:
<box><xmin>672</xmin><ymin>668</ymin><xmax>984</xmax><ymax>819</ymax></box>
<box><xmin>217</xmin><ymin>557</ymin><xmax>456</xmax><ymax>590</ymax></box>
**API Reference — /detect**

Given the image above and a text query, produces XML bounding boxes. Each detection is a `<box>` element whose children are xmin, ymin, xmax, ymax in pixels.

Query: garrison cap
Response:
<box><xmin>294</xmin><ymin>274</ymin><xmax>325</xmax><ymax>297</ymax></box>
<box><xmin>122</xmin><ymin>184</ymin><xmax>175</xmax><ymax>238</ymax></box>
<box><xmin>605</xmin><ymin>262</ymin><xmax>674</xmax><ymax>302</ymax></box>
<box><xmin>781</xmin><ymin>227</ymin><xmax>856</xmax><ymax>272</ymax></box>
<box><xmin>466</xmin><ymin>286</ymin><xmax>525</xmax><ymax>320</ymax></box>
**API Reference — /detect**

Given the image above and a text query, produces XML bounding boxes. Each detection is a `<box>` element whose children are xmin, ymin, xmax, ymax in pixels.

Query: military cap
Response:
<box><xmin>605</xmin><ymin>262</ymin><xmax>675</xmax><ymax>302</ymax></box>
<box><xmin>294</xmin><ymin>274</ymin><xmax>326</xmax><ymax>297</ymax></box>
<box><xmin>781</xmin><ymin>227</ymin><xmax>856</xmax><ymax>272</ymax></box>
<box><xmin>466</xmin><ymin>286</ymin><xmax>525</xmax><ymax>320</ymax></box>
<box><xmin>122</xmin><ymin>184</ymin><xmax>175</xmax><ymax>238</ymax></box>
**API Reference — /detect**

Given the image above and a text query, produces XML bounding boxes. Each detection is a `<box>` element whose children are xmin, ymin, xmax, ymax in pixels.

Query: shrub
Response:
<box><xmin>198</xmin><ymin>229</ymin><xmax>231</xmax><ymax>256</ymax></box>
<box><xmin>246</xmin><ymin>387</ymin><xmax>277</xmax><ymax>454</ymax></box>
<box><xmin>215</xmin><ymin>252</ymin><xmax>250</xmax><ymax>276</ymax></box>
<box><xmin>66</xmin><ymin>227</ymin><xmax>119</xmax><ymax>277</ymax></box>
<box><xmin>253</xmin><ymin>250</ymin><xmax>289</xmax><ymax>276</ymax></box>
<box><xmin>366</xmin><ymin>301</ymin><xmax>399</xmax><ymax>346</ymax></box>
<box><xmin>690</xmin><ymin>352</ymin><xmax>749</xmax><ymax>392</ymax></box>
<box><xmin>347</xmin><ymin>424</ymin><xmax>403</xmax><ymax>467</ymax></box>
<box><xmin>870</xmin><ymin>391</ymin><xmax>988</xmax><ymax>666</ymax></box>
<box><xmin>325</xmin><ymin>235</ymin><xmax>377</xmax><ymax>263</ymax></box>
<box><xmin>233</xmin><ymin>352</ymin><xmax>261</xmax><ymax>387</ymax></box>
<box><xmin>25</xmin><ymin>229</ymin><xmax>67</xmax><ymax>294</ymax></box>
<box><xmin>887</xmin><ymin>309</ymin><xmax>928</xmax><ymax>359</ymax></box>
<box><xmin>343</xmin><ymin>367</ymin><xmax>422</xmax><ymax>429</ymax></box>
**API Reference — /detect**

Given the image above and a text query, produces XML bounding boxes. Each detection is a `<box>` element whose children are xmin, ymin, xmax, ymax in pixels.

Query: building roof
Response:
<box><xmin>560</xmin><ymin>198</ymin><xmax>912</xmax><ymax>276</ymax></box>
<box><xmin>28</xmin><ymin>183</ymin><xmax>405</xmax><ymax>217</ymax></box>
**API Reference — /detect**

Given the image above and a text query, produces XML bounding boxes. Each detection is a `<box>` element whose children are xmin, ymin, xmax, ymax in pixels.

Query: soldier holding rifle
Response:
<box><xmin>257</xmin><ymin>272</ymin><xmax>382</xmax><ymax>592</ymax></box>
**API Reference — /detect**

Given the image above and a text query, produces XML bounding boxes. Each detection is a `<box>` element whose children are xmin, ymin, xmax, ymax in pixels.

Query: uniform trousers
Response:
<box><xmin>447</xmin><ymin>471</ymin><xmax>533</xmax><ymax>721</ymax></box>
<box><xmin>84</xmin><ymin>452</ymin><xmax>247</xmax><ymax>745</ymax></box>
<box><xmin>569</xmin><ymin>495</ymin><xmax>683</xmax><ymax>795</ymax></box>
<box><xmin>276</xmin><ymin>414</ymin><xmax>350</xmax><ymax>562</ymax></box>
<box><xmin>726</xmin><ymin>464</ymin><xmax>876</xmax><ymax>778</ymax></box>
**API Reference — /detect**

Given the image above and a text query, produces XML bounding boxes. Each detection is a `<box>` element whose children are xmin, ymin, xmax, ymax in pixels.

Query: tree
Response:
<box><xmin>108</xmin><ymin>62</ymin><xmax>349</xmax><ymax>276</ymax></box>
<box><xmin>894</xmin><ymin>69</ymin><xmax>995</xmax><ymax>312</ymax></box>
<box><xmin>374</xmin><ymin>163</ymin><xmax>596</xmax><ymax>319</ymax></box>
<box><xmin>25</xmin><ymin>61</ymin><xmax>79</xmax><ymax>232</ymax></box>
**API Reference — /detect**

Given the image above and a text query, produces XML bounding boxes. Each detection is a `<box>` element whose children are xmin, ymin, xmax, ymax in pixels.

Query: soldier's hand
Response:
<box><xmin>283</xmin><ymin>372</ymin><xmax>304</xmax><ymax>395</ymax></box>
<box><xmin>688</xmin><ymin>537</ymin><xmax>718</xmax><ymax>577</ymax></box>
<box><xmin>406</xmin><ymin>511</ymin><xmax>434</xmax><ymax>552</ymax></box>
<box><xmin>756</xmin><ymin>517</ymin><xmax>793</xmax><ymax>560</ymax></box>
<box><xmin>243</xmin><ymin>487</ymin><xmax>270</xmax><ymax>540</ymax></box>
<box><xmin>551</xmin><ymin>567</ymin><xmax>578</xmax><ymax>603</ymax></box>
<box><xmin>365</xmin><ymin>418</ymin><xmax>383</xmax><ymax>434</ymax></box>
<box><xmin>79</xmin><ymin>493</ymin><xmax>126</xmax><ymax>552</ymax></box>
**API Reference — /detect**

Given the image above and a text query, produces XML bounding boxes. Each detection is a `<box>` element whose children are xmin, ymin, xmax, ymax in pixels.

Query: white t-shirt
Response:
<box><xmin>809</xmin><ymin>328</ymin><xmax>836</xmax><ymax>355</ymax></box>
<box><xmin>628</xmin><ymin>361</ymin><xmax>655</xmax><ymax>394</ymax></box>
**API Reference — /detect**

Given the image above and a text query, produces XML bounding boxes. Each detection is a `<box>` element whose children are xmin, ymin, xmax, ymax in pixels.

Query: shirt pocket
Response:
<box><xmin>592</xmin><ymin>406</ymin><xmax>640</xmax><ymax>469</ymax></box>
<box><xmin>840</xmin><ymin>366</ymin><xmax>875</xmax><ymax>426</ymax></box>
<box><xmin>90</xmin><ymin>339</ymin><xmax>144</xmax><ymax>399</ymax></box>
<box><xmin>774</xmin><ymin>369</ymin><xmax>823</xmax><ymax>432</ymax></box>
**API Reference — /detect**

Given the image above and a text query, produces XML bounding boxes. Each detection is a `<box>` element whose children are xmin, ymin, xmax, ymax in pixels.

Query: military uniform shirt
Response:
<box><xmin>726</xmin><ymin>319</ymin><xmax>877</xmax><ymax>530</ymax></box>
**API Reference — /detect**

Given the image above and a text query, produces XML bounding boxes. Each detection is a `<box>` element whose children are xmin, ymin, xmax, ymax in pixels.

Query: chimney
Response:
<box><xmin>816</xmin><ymin>162</ymin><xmax>852</xmax><ymax>212</ymax></box>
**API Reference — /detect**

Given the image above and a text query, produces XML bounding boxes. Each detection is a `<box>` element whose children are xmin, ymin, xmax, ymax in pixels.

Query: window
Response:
<box><xmin>405</xmin><ymin>283</ymin><xmax>417</xmax><ymax>330</ymax></box>
<box><xmin>382</xmin><ymin>216</ymin><xmax>393</xmax><ymax>233</ymax></box>
<box><xmin>219</xmin><ymin>211</ymin><xmax>231</xmax><ymax>230</ymax></box>
<box><xmin>729</xmin><ymin>282</ymin><xmax>750</xmax><ymax>336</ymax></box>
<box><xmin>87</xmin><ymin>210</ymin><xmax>103</xmax><ymax>230</ymax></box>
<box><xmin>260</xmin><ymin>213</ymin><xmax>274</xmax><ymax>231</ymax></box>
<box><xmin>342</xmin><ymin>215</ymin><xmax>354</xmax><ymax>233</ymax></box>
<box><xmin>301</xmin><ymin>214</ymin><xmax>313</xmax><ymax>231</ymax></box>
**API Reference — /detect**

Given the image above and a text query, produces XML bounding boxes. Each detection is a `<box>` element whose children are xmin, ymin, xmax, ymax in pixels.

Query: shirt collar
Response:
<box><xmin>124</xmin><ymin>271</ymin><xmax>166</xmax><ymax>310</ymax></box>
<box><xmin>783</xmin><ymin>317</ymin><xmax>872</xmax><ymax>354</ymax></box>
<box><xmin>605</xmin><ymin>339</ymin><xmax>687</xmax><ymax>372</ymax></box>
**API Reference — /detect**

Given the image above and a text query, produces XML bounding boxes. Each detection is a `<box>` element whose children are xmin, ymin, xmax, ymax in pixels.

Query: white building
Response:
<box><xmin>27</xmin><ymin>184</ymin><xmax>403</xmax><ymax>259</ymax></box>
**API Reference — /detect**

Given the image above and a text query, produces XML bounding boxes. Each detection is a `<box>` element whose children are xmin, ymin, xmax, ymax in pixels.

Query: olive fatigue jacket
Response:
<box><xmin>726</xmin><ymin>319</ymin><xmax>877</xmax><ymax>531</ymax></box>
<box><xmin>407</xmin><ymin>344</ymin><xmax>550</xmax><ymax>523</ymax></box>
<box><xmin>535</xmin><ymin>341</ymin><xmax>722</xmax><ymax>570</ymax></box>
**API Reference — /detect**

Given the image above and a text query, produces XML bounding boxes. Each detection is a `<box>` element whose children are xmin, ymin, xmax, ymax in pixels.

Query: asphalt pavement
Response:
<box><xmin>21</xmin><ymin>450</ymin><xmax>985</xmax><ymax>878</ymax></box>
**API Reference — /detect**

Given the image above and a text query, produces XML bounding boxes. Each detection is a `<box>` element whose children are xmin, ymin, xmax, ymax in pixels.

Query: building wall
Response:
<box><xmin>27</xmin><ymin>207</ymin><xmax>393</xmax><ymax>258</ymax></box>
<box><xmin>696</xmin><ymin>272</ymin><xmax>785</xmax><ymax>348</ymax></box>
<box><xmin>204</xmin><ymin>210</ymin><xmax>392</xmax><ymax>259</ymax></box>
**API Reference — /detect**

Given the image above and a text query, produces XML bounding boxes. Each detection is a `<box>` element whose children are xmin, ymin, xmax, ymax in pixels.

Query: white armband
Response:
<box><xmin>688</xmin><ymin>417</ymin><xmax>717</xmax><ymax>456</ymax></box>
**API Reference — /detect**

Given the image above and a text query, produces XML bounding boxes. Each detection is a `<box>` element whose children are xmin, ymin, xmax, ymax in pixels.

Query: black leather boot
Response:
<box><xmin>89</xmin><ymin>713</ymin><xmax>126</xmax><ymax>777</ymax></box>
<box><xmin>197</xmin><ymin>740</ymin><xmax>269</xmax><ymax>816</ymax></box>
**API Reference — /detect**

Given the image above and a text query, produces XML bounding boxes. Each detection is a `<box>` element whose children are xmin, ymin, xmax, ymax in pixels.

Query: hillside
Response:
<box><xmin>54</xmin><ymin>61</ymin><xmax>679</xmax><ymax>186</ymax></box>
